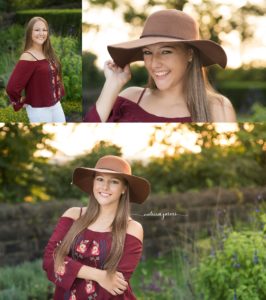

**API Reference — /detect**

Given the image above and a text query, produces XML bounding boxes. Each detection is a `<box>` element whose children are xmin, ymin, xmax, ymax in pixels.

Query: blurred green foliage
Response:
<box><xmin>0</xmin><ymin>124</ymin><xmax>55</xmax><ymax>203</ymax></box>
<box><xmin>0</xmin><ymin>0</ymin><xmax>81</xmax><ymax>11</ymax></box>
<box><xmin>0</xmin><ymin>123</ymin><xmax>265</xmax><ymax>203</ymax></box>
<box><xmin>15</xmin><ymin>9</ymin><xmax>81</xmax><ymax>36</ymax></box>
<box><xmin>0</xmin><ymin>260</ymin><xmax>54</xmax><ymax>299</ymax></box>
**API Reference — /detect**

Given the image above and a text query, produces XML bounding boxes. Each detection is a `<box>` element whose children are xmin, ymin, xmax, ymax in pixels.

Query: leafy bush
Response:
<box><xmin>0</xmin><ymin>105</ymin><xmax>28</xmax><ymax>122</ymax></box>
<box><xmin>193</xmin><ymin>215</ymin><xmax>266</xmax><ymax>300</ymax></box>
<box><xmin>51</xmin><ymin>35</ymin><xmax>82</xmax><ymax>102</ymax></box>
<box><xmin>0</xmin><ymin>260</ymin><xmax>54</xmax><ymax>300</ymax></box>
<box><xmin>62</xmin><ymin>100</ymin><xmax>82</xmax><ymax>122</ymax></box>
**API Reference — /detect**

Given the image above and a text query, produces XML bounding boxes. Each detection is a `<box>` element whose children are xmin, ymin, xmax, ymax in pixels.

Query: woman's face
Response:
<box><xmin>143</xmin><ymin>42</ymin><xmax>191</xmax><ymax>91</ymax></box>
<box><xmin>31</xmin><ymin>20</ymin><xmax>48</xmax><ymax>47</ymax></box>
<box><xmin>93</xmin><ymin>172</ymin><xmax>126</xmax><ymax>207</ymax></box>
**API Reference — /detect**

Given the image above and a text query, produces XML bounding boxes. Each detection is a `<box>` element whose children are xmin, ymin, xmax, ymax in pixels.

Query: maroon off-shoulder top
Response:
<box><xmin>84</xmin><ymin>88</ymin><xmax>192</xmax><ymax>123</ymax></box>
<box><xmin>6</xmin><ymin>59</ymin><xmax>65</xmax><ymax>111</ymax></box>
<box><xmin>43</xmin><ymin>217</ymin><xmax>142</xmax><ymax>300</ymax></box>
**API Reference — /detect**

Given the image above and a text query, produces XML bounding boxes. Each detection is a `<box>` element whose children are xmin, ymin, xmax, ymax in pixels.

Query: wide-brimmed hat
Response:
<box><xmin>72</xmin><ymin>155</ymin><xmax>150</xmax><ymax>204</ymax></box>
<box><xmin>108</xmin><ymin>9</ymin><xmax>227</xmax><ymax>68</ymax></box>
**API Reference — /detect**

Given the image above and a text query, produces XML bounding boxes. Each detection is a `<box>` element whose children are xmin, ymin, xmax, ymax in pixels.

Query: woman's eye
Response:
<box><xmin>111</xmin><ymin>180</ymin><xmax>119</xmax><ymax>184</ymax></box>
<box><xmin>143</xmin><ymin>50</ymin><xmax>152</xmax><ymax>55</ymax></box>
<box><xmin>162</xmin><ymin>50</ymin><xmax>172</xmax><ymax>54</ymax></box>
<box><xmin>96</xmin><ymin>177</ymin><xmax>103</xmax><ymax>181</ymax></box>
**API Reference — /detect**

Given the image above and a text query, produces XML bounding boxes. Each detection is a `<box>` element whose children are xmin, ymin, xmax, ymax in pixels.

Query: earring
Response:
<box><xmin>188</xmin><ymin>57</ymin><xmax>192</xmax><ymax>63</ymax></box>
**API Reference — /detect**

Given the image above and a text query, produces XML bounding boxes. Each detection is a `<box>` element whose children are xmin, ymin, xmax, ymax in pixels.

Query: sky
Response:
<box><xmin>40</xmin><ymin>123</ymin><xmax>238</xmax><ymax>163</ymax></box>
<box><xmin>82</xmin><ymin>0</ymin><xmax>266</xmax><ymax>69</ymax></box>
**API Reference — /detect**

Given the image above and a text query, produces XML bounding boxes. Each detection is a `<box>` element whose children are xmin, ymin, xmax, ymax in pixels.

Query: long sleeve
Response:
<box><xmin>117</xmin><ymin>235</ymin><xmax>143</xmax><ymax>281</ymax></box>
<box><xmin>42</xmin><ymin>217</ymin><xmax>83</xmax><ymax>291</ymax></box>
<box><xmin>6</xmin><ymin>61</ymin><xmax>36</xmax><ymax>111</ymax></box>
<box><xmin>84</xmin><ymin>104</ymin><xmax>102</xmax><ymax>122</ymax></box>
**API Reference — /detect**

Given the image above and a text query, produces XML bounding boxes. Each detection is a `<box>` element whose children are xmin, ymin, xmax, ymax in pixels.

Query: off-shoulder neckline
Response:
<box><xmin>60</xmin><ymin>216</ymin><xmax>143</xmax><ymax>244</ymax></box>
<box><xmin>117</xmin><ymin>96</ymin><xmax>192</xmax><ymax>120</ymax></box>
<box><xmin>19</xmin><ymin>59</ymin><xmax>48</xmax><ymax>62</ymax></box>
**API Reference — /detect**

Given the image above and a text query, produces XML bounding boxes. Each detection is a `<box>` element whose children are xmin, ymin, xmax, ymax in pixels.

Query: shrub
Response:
<box><xmin>51</xmin><ymin>35</ymin><xmax>82</xmax><ymax>102</ymax></box>
<box><xmin>0</xmin><ymin>260</ymin><xmax>54</xmax><ymax>300</ymax></box>
<box><xmin>0</xmin><ymin>105</ymin><xmax>28</xmax><ymax>122</ymax></box>
<box><xmin>193</xmin><ymin>214</ymin><xmax>266</xmax><ymax>300</ymax></box>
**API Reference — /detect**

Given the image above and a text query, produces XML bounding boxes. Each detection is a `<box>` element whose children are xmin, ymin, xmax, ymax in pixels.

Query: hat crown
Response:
<box><xmin>141</xmin><ymin>9</ymin><xmax>199</xmax><ymax>40</ymax></box>
<box><xmin>95</xmin><ymin>155</ymin><xmax>132</xmax><ymax>175</ymax></box>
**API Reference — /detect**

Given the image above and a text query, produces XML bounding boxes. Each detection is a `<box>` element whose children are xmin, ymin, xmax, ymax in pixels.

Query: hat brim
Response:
<box><xmin>108</xmin><ymin>37</ymin><xmax>227</xmax><ymax>68</ymax></box>
<box><xmin>72</xmin><ymin>167</ymin><xmax>151</xmax><ymax>204</ymax></box>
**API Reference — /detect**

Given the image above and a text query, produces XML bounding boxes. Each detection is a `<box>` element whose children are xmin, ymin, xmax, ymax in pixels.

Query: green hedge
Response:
<box><xmin>217</xmin><ymin>81</ymin><xmax>266</xmax><ymax>113</ymax></box>
<box><xmin>15</xmin><ymin>9</ymin><xmax>81</xmax><ymax>36</ymax></box>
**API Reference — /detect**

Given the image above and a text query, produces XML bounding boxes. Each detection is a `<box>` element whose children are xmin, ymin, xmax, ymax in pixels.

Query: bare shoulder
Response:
<box><xmin>119</xmin><ymin>86</ymin><xmax>145</xmax><ymax>103</ymax></box>
<box><xmin>19</xmin><ymin>52</ymin><xmax>36</xmax><ymax>61</ymax></box>
<box><xmin>127</xmin><ymin>219</ymin><xmax>144</xmax><ymax>242</ymax></box>
<box><xmin>62</xmin><ymin>207</ymin><xmax>83</xmax><ymax>220</ymax></box>
<box><xmin>209</xmin><ymin>94</ymin><xmax>237</xmax><ymax>122</ymax></box>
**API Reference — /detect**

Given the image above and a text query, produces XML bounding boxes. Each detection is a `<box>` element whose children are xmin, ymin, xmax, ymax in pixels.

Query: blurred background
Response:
<box><xmin>0</xmin><ymin>0</ymin><xmax>82</xmax><ymax>122</ymax></box>
<box><xmin>0</xmin><ymin>122</ymin><xmax>265</xmax><ymax>299</ymax></box>
<box><xmin>83</xmin><ymin>0</ymin><xmax>266</xmax><ymax>121</ymax></box>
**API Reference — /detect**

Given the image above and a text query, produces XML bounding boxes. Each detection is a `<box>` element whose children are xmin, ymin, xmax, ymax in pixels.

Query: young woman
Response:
<box><xmin>84</xmin><ymin>9</ymin><xmax>236</xmax><ymax>122</ymax></box>
<box><xmin>6</xmin><ymin>16</ymin><xmax>66</xmax><ymax>122</ymax></box>
<box><xmin>43</xmin><ymin>155</ymin><xmax>150</xmax><ymax>299</ymax></box>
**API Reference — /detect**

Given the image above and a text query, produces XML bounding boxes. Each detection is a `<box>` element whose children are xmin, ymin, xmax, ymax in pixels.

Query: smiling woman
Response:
<box><xmin>43</xmin><ymin>155</ymin><xmax>151</xmax><ymax>299</ymax></box>
<box><xmin>6</xmin><ymin>16</ymin><xmax>66</xmax><ymax>122</ymax></box>
<box><xmin>84</xmin><ymin>9</ymin><xmax>236</xmax><ymax>123</ymax></box>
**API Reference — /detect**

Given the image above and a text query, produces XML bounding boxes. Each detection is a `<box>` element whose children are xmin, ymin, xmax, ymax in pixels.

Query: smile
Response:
<box><xmin>99</xmin><ymin>192</ymin><xmax>111</xmax><ymax>197</ymax></box>
<box><xmin>153</xmin><ymin>71</ymin><xmax>170</xmax><ymax>78</ymax></box>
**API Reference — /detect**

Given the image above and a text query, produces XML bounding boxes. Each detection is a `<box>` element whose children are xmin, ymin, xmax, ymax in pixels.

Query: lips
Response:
<box><xmin>153</xmin><ymin>70</ymin><xmax>170</xmax><ymax>79</ymax></box>
<box><xmin>99</xmin><ymin>192</ymin><xmax>111</xmax><ymax>197</ymax></box>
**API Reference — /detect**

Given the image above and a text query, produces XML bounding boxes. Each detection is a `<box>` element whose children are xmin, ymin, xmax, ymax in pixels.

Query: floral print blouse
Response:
<box><xmin>43</xmin><ymin>217</ymin><xmax>142</xmax><ymax>300</ymax></box>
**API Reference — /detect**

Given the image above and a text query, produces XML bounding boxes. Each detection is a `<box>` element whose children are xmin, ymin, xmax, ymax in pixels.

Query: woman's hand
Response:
<box><xmin>97</xmin><ymin>270</ymin><xmax>128</xmax><ymax>296</ymax></box>
<box><xmin>104</xmin><ymin>60</ymin><xmax>131</xmax><ymax>88</ymax></box>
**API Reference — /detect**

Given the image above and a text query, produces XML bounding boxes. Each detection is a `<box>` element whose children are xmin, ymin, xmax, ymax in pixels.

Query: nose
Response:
<box><xmin>150</xmin><ymin>53</ymin><xmax>162</xmax><ymax>69</ymax></box>
<box><xmin>102</xmin><ymin>180</ymin><xmax>109</xmax><ymax>190</ymax></box>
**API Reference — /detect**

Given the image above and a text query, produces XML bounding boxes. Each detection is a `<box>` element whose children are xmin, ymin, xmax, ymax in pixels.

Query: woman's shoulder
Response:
<box><xmin>209</xmin><ymin>94</ymin><xmax>237</xmax><ymax>122</ymax></box>
<box><xmin>62</xmin><ymin>207</ymin><xmax>85</xmax><ymax>220</ymax></box>
<box><xmin>19</xmin><ymin>52</ymin><xmax>37</xmax><ymax>61</ymax></box>
<box><xmin>127</xmin><ymin>219</ymin><xmax>143</xmax><ymax>242</ymax></box>
<box><xmin>119</xmin><ymin>86</ymin><xmax>145</xmax><ymax>103</ymax></box>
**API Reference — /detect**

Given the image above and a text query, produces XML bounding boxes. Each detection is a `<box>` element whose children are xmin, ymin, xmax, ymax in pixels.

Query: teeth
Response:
<box><xmin>154</xmin><ymin>71</ymin><xmax>169</xmax><ymax>76</ymax></box>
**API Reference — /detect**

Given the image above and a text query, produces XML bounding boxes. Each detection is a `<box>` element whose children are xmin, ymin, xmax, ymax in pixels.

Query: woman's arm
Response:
<box><xmin>77</xmin><ymin>266</ymin><xmax>128</xmax><ymax>296</ymax></box>
<box><xmin>116</xmin><ymin>220</ymin><xmax>144</xmax><ymax>282</ymax></box>
<box><xmin>6</xmin><ymin>53</ymin><xmax>36</xmax><ymax>111</ymax></box>
<box><xmin>94</xmin><ymin>61</ymin><xmax>131</xmax><ymax>122</ymax></box>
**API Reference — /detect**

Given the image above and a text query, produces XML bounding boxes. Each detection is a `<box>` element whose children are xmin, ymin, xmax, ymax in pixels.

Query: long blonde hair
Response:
<box><xmin>54</xmin><ymin>182</ymin><xmax>130</xmax><ymax>274</ymax></box>
<box><xmin>147</xmin><ymin>45</ymin><xmax>223</xmax><ymax>122</ymax></box>
<box><xmin>24</xmin><ymin>16</ymin><xmax>62</xmax><ymax>78</ymax></box>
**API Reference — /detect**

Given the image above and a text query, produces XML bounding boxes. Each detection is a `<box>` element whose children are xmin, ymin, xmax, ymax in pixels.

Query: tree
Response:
<box><xmin>45</xmin><ymin>140</ymin><xmax>123</xmax><ymax>200</ymax></box>
<box><xmin>0</xmin><ymin>124</ymin><xmax>55</xmax><ymax>202</ymax></box>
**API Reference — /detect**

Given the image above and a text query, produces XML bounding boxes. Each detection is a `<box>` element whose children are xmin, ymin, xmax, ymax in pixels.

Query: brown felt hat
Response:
<box><xmin>108</xmin><ymin>9</ymin><xmax>227</xmax><ymax>68</ymax></box>
<box><xmin>72</xmin><ymin>155</ymin><xmax>150</xmax><ymax>204</ymax></box>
